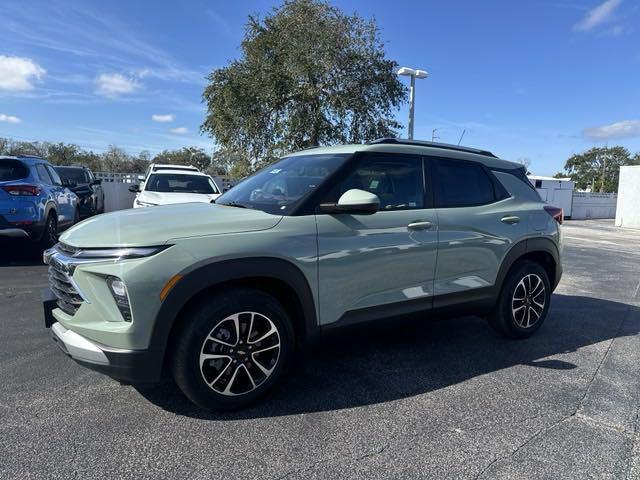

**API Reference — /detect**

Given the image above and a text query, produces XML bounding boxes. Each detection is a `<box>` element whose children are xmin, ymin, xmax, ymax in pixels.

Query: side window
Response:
<box><xmin>86</xmin><ymin>170</ymin><xmax>95</xmax><ymax>183</ymax></box>
<box><xmin>36</xmin><ymin>164</ymin><xmax>53</xmax><ymax>185</ymax></box>
<box><xmin>46</xmin><ymin>165</ymin><xmax>63</xmax><ymax>186</ymax></box>
<box><xmin>326</xmin><ymin>155</ymin><xmax>425</xmax><ymax>210</ymax></box>
<box><xmin>433</xmin><ymin>159</ymin><xmax>496</xmax><ymax>208</ymax></box>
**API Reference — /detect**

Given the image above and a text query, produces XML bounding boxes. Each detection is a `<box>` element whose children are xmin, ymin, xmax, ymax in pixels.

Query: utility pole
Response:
<box><xmin>600</xmin><ymin>145</ymin><xmax>608</xmax><ymax>193</ymax></box>
<box><xmin>431</xmin><ymin>128</ymin><xmax>439</xmax><ymax>142</ymax></box>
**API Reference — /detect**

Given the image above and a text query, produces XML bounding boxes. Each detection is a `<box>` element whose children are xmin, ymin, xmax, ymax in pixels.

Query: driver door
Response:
<box><xmin>315</xmin><ymin>153</ymin><xmax>438</xmax><ymax>327</ymax></box>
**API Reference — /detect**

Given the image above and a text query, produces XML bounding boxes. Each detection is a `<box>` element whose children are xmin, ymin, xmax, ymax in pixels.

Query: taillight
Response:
<box><xmin>544</xmin><ymin>205</ymin><xmax>563</xmax><ymax>225</ymax></box>
<box><xmin>1</xmin><ymin>184</ymin><xmax>41</xmax><ymax>196</ymax></box>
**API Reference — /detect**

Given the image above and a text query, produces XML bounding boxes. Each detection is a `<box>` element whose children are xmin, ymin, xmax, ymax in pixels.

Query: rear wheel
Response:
<box><xmin>171</xmin><ymin>289</ymin><xmax>294</xmax><ymax>410</ymax></box>
<box><xmin>489</xmin><ymin>260</ymin><xmax>551</xmax><ymax>338</ymax></box>
<box><xmin>37</xmin><ymin>213</ymin><xmax>58</xmax><ymax>250</ymax></box>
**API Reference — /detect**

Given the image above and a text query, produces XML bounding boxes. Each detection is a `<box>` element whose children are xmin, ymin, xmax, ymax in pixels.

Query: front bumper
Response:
<box><xmin>0</xmin><ymin>227</ymin><xmax>29</xmax><ymax>238</ymax></box>
<box><xmin>43</xmin><ymin>287</ymin><xmax>162</xmax><ymax>383</ymax></box>
<box><xmin>49</xmin><ymin>320</ymin><xmax>161</xmax><ymax>383</ymax></box>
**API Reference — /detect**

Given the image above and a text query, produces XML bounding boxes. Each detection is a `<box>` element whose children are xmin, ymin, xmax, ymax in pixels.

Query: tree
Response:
<box><xmin>101</xmin><ymin>145</ymin><xmax>131</xmax><ymax>173</ymax></box>
<box><xmin>153</xmin><ymin>147</ymin><xmax>212</xmax><ymax>171</ymax></box>
<box><xmin>558</xmin><ymin>146</ymin><xmax>639</xmax><ymax>192</ymax></box>
<box><xmin>47</xmin><ymin>143</ymin><xmax>81</xmax><ymax>165</ymax></box>
<box><xmin>202</xmin><ymin>0</ymin><xmax>406</xmax><ymax>169</ymax></box>
<box><xmin>516</xmin><ymin>157</ymin><xmax>532</xmax><ymax>175</ymax></box>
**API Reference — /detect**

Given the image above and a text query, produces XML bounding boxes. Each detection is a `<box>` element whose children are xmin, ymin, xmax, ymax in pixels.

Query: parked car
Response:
<box><xmin>42</xmin><ymin>138</ymin><xmax>563</xmax><ymax>410</ymax></box>
<box><xmin>0</xmin><ymin>155</ymin><xmax>79</xmax><ymax>248</ymax></box>
<box><xmin>143</xmin><ymin>163</ymin><xmax>199</xmax><ymax>180</ymax></box>
<box><xmin>129</xmin><ymin>168</ymin><xmax>221</xmax><ymax>208</ymax></box>
<box><xmin>55</xmin><ymin>166</ymin><xmax>104</xmax><ymax>218</ymax></box>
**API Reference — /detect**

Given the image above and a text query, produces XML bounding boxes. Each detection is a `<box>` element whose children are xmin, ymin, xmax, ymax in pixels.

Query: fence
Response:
<box><xmin>571</xmin><ymin>192</ymin><xmax>618</xmax><ymax>220</ymax></box>
<box><xmin>94</xmin><ymin>172</ymin><xmax>142</xmax><ymax>212</ymax></box>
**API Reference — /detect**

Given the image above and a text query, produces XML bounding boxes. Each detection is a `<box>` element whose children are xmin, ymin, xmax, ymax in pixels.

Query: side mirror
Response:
<box><xmin>319</xmin><ymin>189</ymin><xmax>380</xmax><ymax>215</ymax></box>
<box><xmin>92</xmin><ymin>179</ymin><xmax>102</xmax><ymax>186</ymax></box>
<box><xmin>128</xmin><ymin>184</ymin><xmax>140</xmax><ymax>193</ymax></box>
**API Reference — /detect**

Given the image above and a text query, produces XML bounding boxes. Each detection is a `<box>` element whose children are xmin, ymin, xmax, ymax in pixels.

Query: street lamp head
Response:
<box><xmin>397</xmin><ymin>67</ymin><xmax>415</xmax><ymax>76</ymax></box>
<box><xmin>397</xmin><ymin>67</ymin><xmax>429</xmax><ymax>79</ymax></box>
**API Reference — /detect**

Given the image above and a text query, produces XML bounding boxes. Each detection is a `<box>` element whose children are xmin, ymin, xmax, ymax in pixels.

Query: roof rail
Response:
<box><xmin>367</xmin><ymin>137</ymin><xmax>497</xmax><ymax>158</ymax></box>
<box><xmin>16</xmin><ymin>154</ymin><xmax>45</xmax><ymax>159</ymax></box>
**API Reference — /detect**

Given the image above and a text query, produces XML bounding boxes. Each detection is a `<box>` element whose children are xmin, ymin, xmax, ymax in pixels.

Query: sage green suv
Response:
<box><xmin>42</xmin><ymin>138</ymin><xmax>563</xmax><ymax>410</ymax></box>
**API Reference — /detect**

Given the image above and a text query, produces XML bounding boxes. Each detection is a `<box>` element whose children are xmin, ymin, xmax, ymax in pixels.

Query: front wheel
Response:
<box><xmin>489</xmin><ymin>260</ymin><xmax>551</xmax><ymax>339</ymax></box>
<box><xmin>171</xmin><ymin>289</ymin><xmax>294</xmax><ymax>410</ymax></box>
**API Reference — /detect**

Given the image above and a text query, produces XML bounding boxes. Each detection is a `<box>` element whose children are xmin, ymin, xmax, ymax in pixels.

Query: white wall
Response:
<box><xmin>572</xmin><ymin>192</ymin><xmax>617</xmax><ymax>220</ymax></box>
<box><xmin>615</xmin><ymin>166</ymin><xmax>640</xmax><ymax>229</ymax></box>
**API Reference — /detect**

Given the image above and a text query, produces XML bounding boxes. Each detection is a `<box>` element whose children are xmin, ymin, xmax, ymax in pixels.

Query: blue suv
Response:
<box><xmin>0</xmin><ymin>155</ymin><xmax>78</xmax><ymax>248</ymax></box>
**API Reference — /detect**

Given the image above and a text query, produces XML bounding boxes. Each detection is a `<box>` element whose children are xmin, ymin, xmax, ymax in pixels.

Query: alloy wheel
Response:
<box><xmin>199</xmin><ymin>312</ymin><xmax>281</xmax><ymax>396</ymax></box>
<box><xmin>511</xmin><ymin>273</ymin><xmax>546</xmax><ymax>328</ymax></box>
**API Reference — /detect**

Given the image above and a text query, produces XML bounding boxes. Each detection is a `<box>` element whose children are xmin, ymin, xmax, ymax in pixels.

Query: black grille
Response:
<box><xmin>48</xmin><ymin>264</ymin><xmax>83</xmax><ymax>315</ymax></box>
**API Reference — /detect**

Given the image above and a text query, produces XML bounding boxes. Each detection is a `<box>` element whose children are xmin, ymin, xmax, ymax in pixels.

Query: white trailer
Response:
<box><xmin>528</xmin><ymin>175</ymin><xmax>575</xmax><ymax>218</ymax></box>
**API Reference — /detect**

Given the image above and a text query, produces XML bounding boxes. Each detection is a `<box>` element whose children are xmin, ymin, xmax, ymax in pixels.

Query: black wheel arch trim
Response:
<box><xmin>145</xmin><ymin>257</ymin><xmax>319</xmax><ymax>381</ymax></box>
<box><xmin>495</xmin><ymin>236</ymin><xmax>561</xmax><ymax>296</ymax></box>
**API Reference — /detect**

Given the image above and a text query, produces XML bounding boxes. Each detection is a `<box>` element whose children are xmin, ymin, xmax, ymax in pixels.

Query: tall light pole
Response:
<box><xmin>397</xmin><ymin>67</ymin><xmax>429</xmax><ymax>139</ymax></box>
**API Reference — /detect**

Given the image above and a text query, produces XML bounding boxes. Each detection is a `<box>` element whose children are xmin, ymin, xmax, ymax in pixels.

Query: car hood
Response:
<box><xmin>138</xmin><ymin>191</ymin><xmax>220</xmax><ymax>204</ymax></box>
<box><xmin>60</xmin><ymin>203</ymin><xmax>282</xmax><ymax>247</ymax></box>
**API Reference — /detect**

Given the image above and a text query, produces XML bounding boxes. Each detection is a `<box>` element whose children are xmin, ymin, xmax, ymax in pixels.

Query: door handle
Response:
<box><xmin>407</xmin><ymin>221</ymin><xmax>433</xmax><ymax>231</ymax></box>
<box><xmin>501</xmin><ymin>215</ymin><xmax>520</xmax><ymax>225</ymax></box>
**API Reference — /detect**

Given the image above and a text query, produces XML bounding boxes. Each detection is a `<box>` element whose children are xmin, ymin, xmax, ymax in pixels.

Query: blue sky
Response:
<box><xmin>0</xmin><ymin>0</ymin><xmax>638</xmax><ymax>175</ymax></box>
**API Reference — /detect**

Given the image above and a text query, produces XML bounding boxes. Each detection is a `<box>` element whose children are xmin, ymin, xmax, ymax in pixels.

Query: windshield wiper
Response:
<box><xmin>221</xmin><ymin>201</ymin><xmax>249</xmax><ymax>209</ymax></box>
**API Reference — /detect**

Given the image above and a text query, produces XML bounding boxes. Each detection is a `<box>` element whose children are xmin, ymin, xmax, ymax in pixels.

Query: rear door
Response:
<box><xmin>430</xmin><ymin>157</ymin><xmax>527</xmax><ymax>306</ymax></box>
<box><xmin>315</xmin><ymin>152</ymin><xmax>438</xmax><ymax>326</ymax></box>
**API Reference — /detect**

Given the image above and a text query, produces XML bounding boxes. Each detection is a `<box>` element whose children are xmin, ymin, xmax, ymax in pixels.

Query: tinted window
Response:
<box><xmin>433</xmin><ymin>159</ymin><xmax>495</xmax><ymax>208</ymax></box>
<box><xmin>56</xmin><ymin>167</ymin><xmax>86</xmax><ymax>184</ymax></box>
<box><xmin>0</xmin><ymin>160</ymin><xmax>29</xmax><ymax>181</ymax></box>
<box><xmin>46</xmin><ymin>165</ymin><xmax>62</xmax><ymax>186</ymax></box>
<box><xmin>145</xmin><ymin>174</ymin><xmax>218</xmax><ymax>194</ymax></box>
<box><xmin>216</xmin><ymin>153</ymin><xmax>349</xmax><ymax>215</ymax></box>
<box><xmin>36</xmin><ymin>164</ymin><xmax>53</xmax><ymax>184</ymax></box>
<box><xmin>327</xmin><ymin>155</ymin><xmax>425</xmax><ymax>210</ymax></box>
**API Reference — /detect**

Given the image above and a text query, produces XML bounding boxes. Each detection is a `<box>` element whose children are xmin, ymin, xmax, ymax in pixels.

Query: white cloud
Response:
<box><xmin>0</xmin><ymin>113</ymin><xmax>21</xmax><ymax>124</ymax></box>
<box><xmin>583</xmin><ymin>120</ymin><xmax>640</xmax><ymax>140</ymax></box>
<box><xmin>169</xmin><ymin>127</ymin><xmax>188</xmax><ymax>135</ymax></box>
<box><xmin>0</xmin><ymin>56</ymin><xmax>46</xmax><ymax>91</ymax></box>
<box><xmin>573</xmin><ymin>0</ymin><xmax>621</xmax><ymax>31</ymax></box>
<box><xmin>152</xmin><ymin>113</ymin><xmax>175</xmax><ymax>123</ymax></box>
<box><xmin>94</xmin><ymin>73</ymin><xmax>138</xmax><ymax>98</ymax></box>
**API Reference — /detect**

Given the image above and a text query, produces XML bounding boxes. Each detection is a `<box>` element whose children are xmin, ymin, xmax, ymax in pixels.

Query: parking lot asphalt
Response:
<box><xmin>1</xmin><ymin>219</ymin><xmax>639</xmax><ymax>479</ymax></box>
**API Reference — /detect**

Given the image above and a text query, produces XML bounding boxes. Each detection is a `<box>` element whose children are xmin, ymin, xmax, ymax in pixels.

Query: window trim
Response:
<box><xmin>428</xmin><ymin>156</ymin><xmax>509</xmax><ymax>209</ymax></box>
<box><xmin>308</xmin><ymin>151</ymin><xmax>431</xmax><ymax>215</ymax></box>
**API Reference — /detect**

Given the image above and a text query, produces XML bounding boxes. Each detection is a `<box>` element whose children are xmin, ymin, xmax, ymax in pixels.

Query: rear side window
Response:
<box><xmin>0</xmin><ymin>160</ymin><xmax>29</xmax><ymax>181</ymax></box>
<box><xmin>433</xmin><ymin>159</ymin><xmax>496</xmax><ymax>208</ymax></box>
<box><xmin>36</xmin><ymin>164</ymin><xmax>53</xmax><ymax>184</ymax></box>
<box><xmin>46</xmin><ymin>165</ymin><xmax>63</xmax><ymax>186</ymax></box>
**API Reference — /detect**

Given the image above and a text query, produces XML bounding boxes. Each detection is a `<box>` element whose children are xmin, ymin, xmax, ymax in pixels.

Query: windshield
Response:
<box><xmin>56</xmin><ymin>167</ymin><xmax>86</xmax><ymax>184</ymax></box>
<box><xmin>216</xmin><ymin>153</ymin><xmax>351</xmax><ymax>215</ymax></box>
<box><xmin>145</xmin><ymin>174</ymin><xmax>219</xmax><ymax>194</ymax></box>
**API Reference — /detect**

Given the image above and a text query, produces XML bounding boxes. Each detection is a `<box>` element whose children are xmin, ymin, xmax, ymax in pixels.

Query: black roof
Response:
<box><xmin>367</xmin><ymin>137</ymin><xmax>497</xmax><ymax>158</ymax></box>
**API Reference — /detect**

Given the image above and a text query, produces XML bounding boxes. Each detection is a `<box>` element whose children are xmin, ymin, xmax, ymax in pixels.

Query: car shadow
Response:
<box><xmin>134</xmin><ymin>294</ymin><xmax>638</xmax><ymax>419</ymax></box>
<box><xmin>0</xmin><ymin>240</ymin><xmax>45</xmax><ymax>267</ymax></box>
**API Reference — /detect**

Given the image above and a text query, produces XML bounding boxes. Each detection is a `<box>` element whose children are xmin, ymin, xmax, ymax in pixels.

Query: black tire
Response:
<box><xmin>37</xmin><ymin>213</ymin><xmax>58</xmax><ymax>250</ymax></box>
<box><xmin>171</xmin><ymin>289</ymin><xmax>294</xmax><ymax>410</ymax></box>
<box><xmin>489</xmin><ymin>260</ymin><xmax>551</xmax><ymax>339</ymax></box>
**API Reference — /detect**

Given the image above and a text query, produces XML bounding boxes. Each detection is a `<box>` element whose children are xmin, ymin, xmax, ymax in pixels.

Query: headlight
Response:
<box><xmin>135</xmin><ymin>199</ymin><xmax>156</xmax><ymax>207</ymax></box>
<box><xmin>71</xmin><ymin>245</ymin><xmax>169</xmax><ymax>259</ymax></box>
<box><xmin>106</xmin><ymin>276</ymin><xmax>132</xmax><ymax>322</ymax></box>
